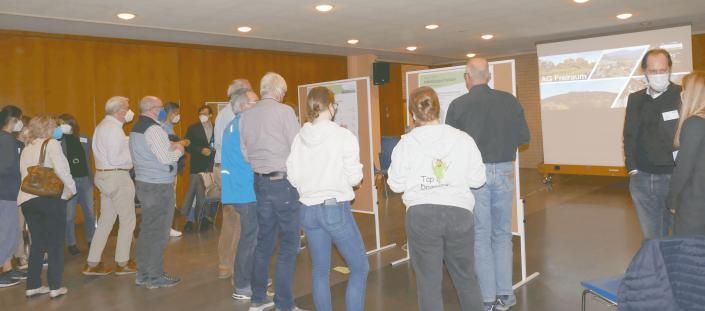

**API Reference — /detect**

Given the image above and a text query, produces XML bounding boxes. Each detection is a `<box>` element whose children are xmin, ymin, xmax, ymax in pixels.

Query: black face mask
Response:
<box><xmin>329</xmin><ymin>104</ymin><xmax>338</xmax><ymax>121</ymax></box>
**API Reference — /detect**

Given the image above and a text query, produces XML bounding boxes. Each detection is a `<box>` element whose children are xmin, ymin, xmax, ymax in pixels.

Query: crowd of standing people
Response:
<box><xmin>0</xmin><ymin>48</ymin><xmax>703</xmax><ymax>311</ymax></box>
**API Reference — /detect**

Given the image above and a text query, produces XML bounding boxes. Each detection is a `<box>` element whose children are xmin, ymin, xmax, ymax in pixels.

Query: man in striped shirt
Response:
<box><xmin>129</xmin><ymin>96</ymin><xmax>186</xmax><ymax>289</ymax></box>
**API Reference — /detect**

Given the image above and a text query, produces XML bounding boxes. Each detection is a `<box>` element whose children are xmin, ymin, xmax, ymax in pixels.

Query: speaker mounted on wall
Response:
<box><xmin>373</xmin><ymin>62</ymin><xmax>390</xmax><ymax>85</ymax></box>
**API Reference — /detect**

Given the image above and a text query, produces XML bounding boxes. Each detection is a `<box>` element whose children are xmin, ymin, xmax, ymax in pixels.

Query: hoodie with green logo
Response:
<box><xmin>387</xmin><ymin>124</ymin><xmax>486</xmax><ymax>211</ymax></box>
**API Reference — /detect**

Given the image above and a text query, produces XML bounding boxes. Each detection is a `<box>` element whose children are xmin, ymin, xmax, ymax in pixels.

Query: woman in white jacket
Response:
<box><xmin>286</xmin><ymin>86</ymin><xmax>369</xmax><ymax>311</ymax></box>
<box><xmin>18</xmin><ymin>114</ymin><xmax>76</xmax><ymax>299</ymax></box>
<box><xmin>388</xmin><ymin>86</ymin><xmax>487</xmax><ymax>311</ymax></box>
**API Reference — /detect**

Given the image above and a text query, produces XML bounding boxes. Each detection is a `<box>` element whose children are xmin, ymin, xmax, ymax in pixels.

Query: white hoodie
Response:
<box><xmin>286</xmin><ymin>120</ymin><xmax>363</xmax><ymax>206</ymax></box>
<box><xmin>387</xmin><ymin>124</ymin><xmax>486</xmax><ymax>211</ymax></box>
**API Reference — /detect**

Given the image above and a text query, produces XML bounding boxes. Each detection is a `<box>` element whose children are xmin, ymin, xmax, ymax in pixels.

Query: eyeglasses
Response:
<box><xmin>645</xmin><ymin>69</ymin><xmax>670</xmax><ymax>75</ymax></box>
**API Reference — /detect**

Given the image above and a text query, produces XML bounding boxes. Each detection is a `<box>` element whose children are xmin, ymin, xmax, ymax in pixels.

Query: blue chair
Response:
<box><xmin>581</xmin><ymin>275</ymin><xmax>623</xmax><ymax>311</ymax></box>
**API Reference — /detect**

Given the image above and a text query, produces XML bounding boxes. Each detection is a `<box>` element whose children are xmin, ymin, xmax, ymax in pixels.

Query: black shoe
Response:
<box><xmin>68</xmin><ymin>245</ymin><xmax>81</xmax><ymax>256</ymax></box>
<box><xmin>199</xmin><ymin>218</ymin><xmax>212</xmax><ymax>231</ymax></box>
<box><xmin>183</xmin><ymin>221</ymin><xmax>193</xmax><ymax>233</ymax></box>
<box><xmin>5</xmin><ymin>269</ymin><xmax>27</xmax><ymax>280</ymax></box>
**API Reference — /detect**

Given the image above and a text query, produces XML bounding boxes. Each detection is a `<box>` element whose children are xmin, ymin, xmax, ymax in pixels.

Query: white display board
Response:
<box><xmin>395</xmin><ymin>60</ymin><xmax>539</xmax><ymax>290</ymax></box>
<box><xmin>306</xmin><ymin>80</ymin><xmax>360</xmax><ymax>137</ymax></box>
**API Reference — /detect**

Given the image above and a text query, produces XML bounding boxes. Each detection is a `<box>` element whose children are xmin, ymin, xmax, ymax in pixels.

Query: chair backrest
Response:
<box><xmin>380</xmin><ymin>136</ymin><xmax>400</xmax><ymax>171</ymax></box>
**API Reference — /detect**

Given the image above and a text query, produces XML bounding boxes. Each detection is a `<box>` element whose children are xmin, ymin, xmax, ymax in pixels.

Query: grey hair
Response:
<box><xmin>466</xmin><ymin>60</ymin><xmax>492</xmax><ymax>82</ymax></box>
<box><xmin>139</xmin><ymin>96</ymin><xmax>162</xmax><ymax>113</ymax></box>
<box><xmin>227</xmin><ymin>79</ymin><xmax>252</xmax><ymax>98</ymax></box>
<box><xmin>260</xmin><ymin>72</ymin><xmax>287</xmax><ymax>99</ymax></box>
<box><xmin>230</xmin><ymin>88</ymin><xmax>253</xmax><ymax>114</ymax></box>
<box><xmin>105</xmin><ymin>96</ymin><xmax>129</xmax><ymax>115</ymax></box>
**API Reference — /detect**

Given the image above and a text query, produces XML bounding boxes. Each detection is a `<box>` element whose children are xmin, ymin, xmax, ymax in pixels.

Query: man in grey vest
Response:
<box><xmin>130</xmin><ymin>96</ymin><xmax>185</xmax><ymax>289</ymax></box>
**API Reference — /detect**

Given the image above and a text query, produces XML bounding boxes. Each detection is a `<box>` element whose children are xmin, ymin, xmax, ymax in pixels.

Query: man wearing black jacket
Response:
<box><xmin>623</xmin><ymin>49</ymin><xmax>681</xmax><ymax>239</ymax></box>
<box><xmin>182</xmin><ymin>105</ymin><xmax>215</xmax><ymax>231</ymax></box>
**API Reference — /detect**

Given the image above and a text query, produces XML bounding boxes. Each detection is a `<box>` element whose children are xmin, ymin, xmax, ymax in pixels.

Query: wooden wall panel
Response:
<box><xmin>43</xmin><ymin>38</ymin><xmax>96</xmax><ymax>133</ymax></box>
<box><xmin>0</xmin><ymin>36</ymin><xmax>46</xmax><ymax>116</ymax></box>
<box><xmin>0</xmin><ymin>29</ymin><xmax>348</xmax><ymax>212</ymax></box>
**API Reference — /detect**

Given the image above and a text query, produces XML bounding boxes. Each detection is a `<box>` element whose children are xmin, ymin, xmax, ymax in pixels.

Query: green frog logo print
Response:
<box><xmin>432</xmin><ymin>159</ymin><xmax>449</xmax><ymax>183</ymax></box>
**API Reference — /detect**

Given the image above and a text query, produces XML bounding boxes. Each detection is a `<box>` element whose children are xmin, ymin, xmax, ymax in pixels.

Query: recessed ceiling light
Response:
<box><xmin>481</xmin><ymin>34</ymin><xmax>494</xmax><ymax>40</ymax></box>
<box><xmin>425</xmin><ymin>24</ymin><xmax>439</xmax><ymax>30</ymax></box>
<box><xmin>116</xmin><ymin>13</ymin><xmax>136</xmax><ymax>20</ymax></box>
<box><xmin>466</xmin><ymin>53</ymin><xmax>476</xmax><ymax>58</ymax></box>
<box><xmin>237</xmin><ymin>26</ymin><xmax>252</xmax><ymax>33</ymax></box>
<box><xmin>406</xmin><ymin>46</ymin><xmax>417</xmax><ymax>51</ymax></box>
<box><xmin>315</xmin><ymin>4</ymin><xmax>334</xmax><ymax>12</ymax></box>
<box><xmin>347</xmin><ymin>39</ymin><xmax>359</xmax><ymax>45</ymax></box>
<box><xmin>573</xmin><ymin>0</ymin><xmax>589</xmax><ymax>3</ymax></box>
<box><xmin>617</xmin><ymin>13</ymin><xmax>633</xmax><ymax>20</ymax></box>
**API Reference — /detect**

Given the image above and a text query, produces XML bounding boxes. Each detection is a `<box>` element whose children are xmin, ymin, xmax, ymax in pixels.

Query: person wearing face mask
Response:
<box><xmin>0</xmin><ymin>105</ymin><xmax>27</xmax><ymax>288</ymax></box>
<box><xmin>57</xmin><ymin>114</ymin><xmax>96</xmax><ymax>257</ymax></box>
<box><xmin>83</xmin><ymin>96</ymin><xmax>138</xmax><ymax>277</ymax></box>
<box><xmin>159</xmin><ymin>102</ymin><xmax>186</xmax><ymax>238</ymax></box>
<box><xmin>18</xmin><ymin>114</ymin><xmax>77</xmax><ymax>298</ymax></box>
<box><xmin>623</xmin><ymin>48</ymin><xmax>682</xmax><ymax>239</ymax></box>
<box><xmin>286</xmin><ymin>87</ymin><xmax>369</xmax><ymax>311</ymax></box>
<box><xmin>182</xmin><ymin>105</ymin><xmax>216</xmax><ymax>232</ymax></box>
<box><xmin>131</xmin><ymin>96</ymin><xmax>185</xmax><ymax>289</ymax></box>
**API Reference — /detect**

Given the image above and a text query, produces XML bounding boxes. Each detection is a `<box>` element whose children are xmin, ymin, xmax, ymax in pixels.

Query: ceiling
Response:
<box><xmin>1</xmin><ymin>0</ymin><xmax>704</xmax><ymax>65</ymax></box>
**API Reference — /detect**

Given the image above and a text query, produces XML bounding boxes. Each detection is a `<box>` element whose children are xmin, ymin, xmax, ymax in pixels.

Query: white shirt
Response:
<box><xmin>18</xmin><ymin>139</ymin><xmax>77</xmax><ymax>205</ymax></box>
<box><xmin>388</xmin><ymin>124</ymin><xmax>486</xmax><ymax>211</ymax></box>
<box><xmin>214</xmin><ymin>107</ymin><xmax>235</xmax><ymax>164</ymax></box>
<box><xmin>93</xmin><ymin>115</ymin><xmax>133</xmax><ymax>169</ymax></box>
<box><xmin>286</xmin><ymin>120</ymin><xmax>362</xmax><ymax>206</ymax></box>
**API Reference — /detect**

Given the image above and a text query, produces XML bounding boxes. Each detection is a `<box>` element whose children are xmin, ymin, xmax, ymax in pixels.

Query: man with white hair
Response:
<box><xmin>220</xmin><ymin>88</ymin><xmax>260</xmax><ymax>300</ymax></box>
<box><xmin>130</xmin><ymin>96</ymin><xmax>185</xmax><ymax>289</ymax></box>
<box><xmin>215</xmin><ymin>79</ymin><xmax>252</xmax><ymax>166</ymax></box>
<box><xmin>447</xmin><ymin>58</ymin><xmax>530</xmax><ymax>311</ymax></box>
<box><xmin>240</xmin><ymin>72</ymin><xmax>305</xmax><ymax>311</ymax></box>
<box><xmin>83</xmin><ymin>96</ymin><xmax>137</xmax><ymax>276</ymax></box>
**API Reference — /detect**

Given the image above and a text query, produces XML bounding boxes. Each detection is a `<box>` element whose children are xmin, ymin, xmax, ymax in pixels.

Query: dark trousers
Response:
<box><xmin>406</xmin><ymin>205</ymin><xmax>483</xmax><ymax>311</ymax></box>
<box><xmin>251</xmin><ymin>175</ymin><xmax>301</xmax><ymax>311</ymax></box>
<box><xmin>21</xmin><ymin>197</ymin><xmax>67</xmax><ymax>290</ymax></box>
<box><xmin>135</xmin><ymin>181</ymin><xmax>175</xmax><ymax>280</ymax></box>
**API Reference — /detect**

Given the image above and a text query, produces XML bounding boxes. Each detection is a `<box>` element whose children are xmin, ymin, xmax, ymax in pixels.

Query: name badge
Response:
<box><xmin>80</xmin><ymin>137</ymin><xmax>88</xmax><ymax>143</ymax></box>
<box><xmin>662</xmin><ymin>110</ymin><xmax>679</xmax><ymax>121</ymax></box>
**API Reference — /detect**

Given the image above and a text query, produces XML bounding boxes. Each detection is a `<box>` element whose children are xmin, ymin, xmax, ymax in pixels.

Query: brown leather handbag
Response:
<box><xmin>20</xmin><ymin>139</ymin><xmax>64</xmax><ymax>198</ymax></box>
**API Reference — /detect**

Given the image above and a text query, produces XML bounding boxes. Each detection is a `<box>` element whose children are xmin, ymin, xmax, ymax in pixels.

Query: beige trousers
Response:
<box><xmin>87</xmin><ymin>171</ymin><xmax>136</xmax><ymax>264</ymax></box>
<box><xmin>218</xmin><ymin>204</ymin><xmax>241</xmax><ymax>271</ymax></box>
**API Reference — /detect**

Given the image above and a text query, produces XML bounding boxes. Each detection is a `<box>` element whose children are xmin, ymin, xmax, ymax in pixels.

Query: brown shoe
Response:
<box><xmin>217</xmin><ymin>266</ymin><xmax>232</xmax><ymax>279</ymax></box>
<box><xmin>82</xmin><ymin>262</ymin><xmax>112</xmax><ymax>276</ymax></box>
<box><xmin>115</xmin><ymin>259</ymin><xmax>137</xmax><ymax>276</ymax></box>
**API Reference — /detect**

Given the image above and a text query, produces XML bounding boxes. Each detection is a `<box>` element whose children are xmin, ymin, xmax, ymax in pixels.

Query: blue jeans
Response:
<box><xmin>472</xmin><ymin>162</ymin><xmax>515</xmax><ymax>303</ymax></box>
<box><xmin>629</xmin><ymin>172</ymin><xmax>673</xmax><ymax>239</ymax></box>
<box><xmin>300</xmin><ymin>200</ymin><xmax>369</xmax><ymax>311</ymax></box>
<box><xmin>232</xmin><ymin>202</ymin><xmax>259</xmax><ymax>293</ymax></box>
<box><xmin>66</xmin><ymin>176</ymin><xmax>96</xmax><ymax>246</ymax></box>
<box><xmin>251</xmin><ymin>175</ymin><xmax>301</xmax><ymax>311</ymax></box>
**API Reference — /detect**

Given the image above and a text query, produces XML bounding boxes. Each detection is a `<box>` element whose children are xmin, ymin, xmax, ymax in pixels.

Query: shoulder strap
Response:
<box><xmin>39</xmin><ymin>139</ymin><xmax>50</xmax><ymax>167</ymax></box>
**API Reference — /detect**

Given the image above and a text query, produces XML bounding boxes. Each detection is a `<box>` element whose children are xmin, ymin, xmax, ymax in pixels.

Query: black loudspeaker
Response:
<box><xmin>373</xmin><ymin>62</ymin><xmax>390</xmax><ymax>85</ymax></box>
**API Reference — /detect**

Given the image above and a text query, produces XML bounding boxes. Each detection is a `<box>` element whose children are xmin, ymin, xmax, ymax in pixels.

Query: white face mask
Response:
<box><xmin>124</xmin><ymin>109</ymin><xmax>135</xmax><ymax>123</ymax></box>
<box><xmin>647</xmin><ymin>73</ymin><xmax>670</xmax><ymax>93</ymax></box>
<box><xmin>199</xmin><ymin>115</ymin><xmax>209</xmax><ymax>123</ymax></box>
<box><xmin>60</xmin><ymin>124</ymin><xmax>72</xmax><ymax>135</ymax></box>
<box><xmin>12</xmin><ymin>120</ymin><xmax>23</xmax><ymax>132</ymax></box>
<box><xmin>171</xmin><ymin>114</ymin><xmax>181</xmax><ymax>124</ymax></box>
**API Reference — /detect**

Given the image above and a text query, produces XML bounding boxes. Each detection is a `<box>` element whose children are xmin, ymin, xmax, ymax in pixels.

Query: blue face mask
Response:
<box><xmin>157</xmin><ymin>108</ymin><xmax>167</xmax><ymax>122</ymax></box>
<box><xmin>52</xmin><ymin>127</ymin><xmax>63</xmax><ymax>140</ymax></box>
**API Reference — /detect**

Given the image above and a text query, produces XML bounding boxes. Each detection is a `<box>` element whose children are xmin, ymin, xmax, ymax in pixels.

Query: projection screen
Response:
<box><xmin>537</xmin><ymin>25</ymin><xmax>693</xmax><ymax>167</ymax></box>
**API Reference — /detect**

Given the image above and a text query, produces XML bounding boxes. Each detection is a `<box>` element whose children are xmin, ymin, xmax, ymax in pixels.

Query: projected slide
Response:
<box><xmin>538</xmin><ymin>26</ymin><xmax>693</xmax><ymax>167</ymax></box>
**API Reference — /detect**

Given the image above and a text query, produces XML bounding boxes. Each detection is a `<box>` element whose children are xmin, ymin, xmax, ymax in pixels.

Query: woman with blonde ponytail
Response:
<box><xmin>667</xmin><ymin>71</ymin><xmax>705</xmax><ymax>235</ymax></box>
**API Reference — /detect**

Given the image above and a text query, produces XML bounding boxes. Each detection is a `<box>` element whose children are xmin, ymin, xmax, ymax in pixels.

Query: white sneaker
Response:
<box><xmin>170</xmin><ymin>228</ymin><xmax>182</xmax><ymax>237</ymax></box>
<box><xmin>25</xmin><ymin>286</ymin><xmax>50</xmax><ymax>297</ymax></box>
<box><xmin>49</xmin><ymin>287</ymin><xmax>68</xmax><ymax>298</ymax></box>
